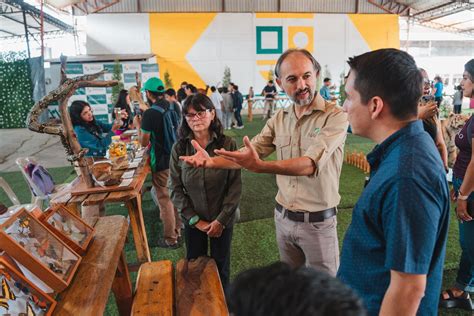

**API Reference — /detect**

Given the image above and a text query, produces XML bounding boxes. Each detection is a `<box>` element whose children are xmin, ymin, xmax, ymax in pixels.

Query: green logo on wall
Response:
<box><xmin>256</xmin><ymin>26</ymin><xmax>283</xmax><ymax>55</ymax></box>
<box><xmin>66</xmin><ymin>64</ymin><xmax>83</xmax><ymax>74</ymax></box>
<box><xmin>141</xmin><ymin>64</ymin><xmax>159</xmax><ymax>73</ymax></box>
<box><xmin>103</xmin><ymin>64</ymin><xmax>121</xmax><ymax>73</ymax></box>
<box><xmin>87</xmin><ymin>94</ymin><xmax>107</xmax><ymax>104</ymax></box>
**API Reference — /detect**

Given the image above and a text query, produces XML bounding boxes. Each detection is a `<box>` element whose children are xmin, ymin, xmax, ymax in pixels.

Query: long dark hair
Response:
<box><xmin>114</xmin><ymin>89</ymin><xmax>132</xmax><ymax>126</ymax></box>
<box><xmin>178</xmin><ymin>93</ymin><xmax>224</xmax><ymax>147</ymax></box>
<box><xmin>69</xmin><ymin>100</ymin><xmax>104</xmax><ymax>137</ymax></box>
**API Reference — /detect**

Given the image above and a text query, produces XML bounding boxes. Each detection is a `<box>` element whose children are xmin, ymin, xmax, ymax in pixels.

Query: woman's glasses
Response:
<box><xmin>185</xmin><ymin>109</ymin><xmax>210</xmax><ymax>120</ymax></box>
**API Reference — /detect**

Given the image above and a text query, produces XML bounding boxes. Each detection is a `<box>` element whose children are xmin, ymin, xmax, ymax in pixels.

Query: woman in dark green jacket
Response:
<box><xmin>169</xmin><ymin>93</ymin><xmax>241</xmax><ymax>289</ymax></box>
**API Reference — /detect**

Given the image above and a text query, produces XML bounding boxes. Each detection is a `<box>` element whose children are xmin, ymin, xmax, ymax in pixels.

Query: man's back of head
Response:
<box><xmin>227</xmin><ymin>262</ymin><xmax>366</xmax><ymax>316</ymax></box>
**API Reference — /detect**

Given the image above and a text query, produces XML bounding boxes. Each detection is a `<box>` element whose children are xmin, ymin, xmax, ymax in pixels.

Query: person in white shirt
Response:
<box><xmin>210</xmin><ymin>86</ymin><xmax>224</xmax><ymax>122</ymax></box>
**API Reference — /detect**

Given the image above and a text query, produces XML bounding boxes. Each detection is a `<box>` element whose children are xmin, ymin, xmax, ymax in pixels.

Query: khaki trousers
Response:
<box><xmin>152</xmin><ymin>169</ymin><xmax>182</xmax><ymax>244</ymax></box>
<box><xmin>274</xmin><ymin>208</ymin><xmax>339</xmax><ymax>276</ymax></box>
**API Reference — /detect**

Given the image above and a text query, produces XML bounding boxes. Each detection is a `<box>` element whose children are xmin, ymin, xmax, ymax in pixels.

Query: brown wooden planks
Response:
<box><xmin>131</xmin><ymin>261</ymin><xmax>174</xmax><ymax>316</ymax></box>
<box><xmin>54</xmin><ymin>216</ymin><xmax>130</xmax><ymax>316</ymax></box>
<box><xmin>176</xmin><ymin>257</ymin><xmax>229</xmax><ymax>316</ymax></box>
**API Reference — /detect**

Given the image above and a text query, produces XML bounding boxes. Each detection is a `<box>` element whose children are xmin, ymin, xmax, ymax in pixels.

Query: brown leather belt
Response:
<box><xmin>275</xmin><ymin>203</ymin><xmax>336</xmax><ymax>223</ymax></box>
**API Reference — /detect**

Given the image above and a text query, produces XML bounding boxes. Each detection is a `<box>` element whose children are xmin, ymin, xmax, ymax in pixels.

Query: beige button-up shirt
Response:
<box><xmin>250</xmin><ymin>94</ymin><xmax>348</xmax><ymax>212</ymax></box>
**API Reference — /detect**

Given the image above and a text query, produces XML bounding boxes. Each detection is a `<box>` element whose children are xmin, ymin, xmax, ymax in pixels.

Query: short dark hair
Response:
<box><xmin>434</xmin><ymin>75</ymin><xmax>442</xmax><ymax>82</ymax></box>
<box><xmin>347</xmin><ymin>48</ymin><xmax>422</xmax><ymax>120</ymax></box>
<box><xmin>268</xmin><ymin>80</ymin><xmax>273</xmax><ymax>84</ymax></box>
<box><xmin>165</xmin><ymin>88</ymin><xmax>176</xmax><ymax>97</ymax></box>
<box><xmin>210</xmin><ymin>86</ymin><xmax>216</xmax><ymax>92</ymax></box>
<box><xmin>181</xmin><ymin>81</ymin><xmax>188</xmax><ymax>86</ymax></box>
<box><xmin>233</xmin><ymin>85</ymin><xmax>239</xmax><ymax>91</ymax></box>
<box><xmin>178</xmin><ymin>93</ymin><xmax>224</xmax><ymax>142</ymax></box>
<box><xmin>185</xmin><ymin>84</ymin><xmax>197</xmax><ymax>93</ymax></box>
<box><xmin>221</xmin><ymin>87</ymin><xmax>228</xmax><ymax>93</ymax></box>
<box><xmin>275</xmin><ymin>48</ymin><xmax>321</xmax><ymax>79</ymax></box>
<box><xmin>227</xmin><ymin>262</ymin><xmax>366</xmax><ymax>316</ymax></box>
<box><xmin>324</xmin><ymin>78</ymin><xmax>331</xmax><ymax>83</ymax></box>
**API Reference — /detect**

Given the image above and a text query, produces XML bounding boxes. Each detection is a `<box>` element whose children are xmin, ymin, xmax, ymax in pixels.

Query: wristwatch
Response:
<box><xmin>188</xmin><ymin>215</ymin><xmax>200</xmax><ymax>227</ymax></box>
<box><xmin>458</xmin><ymin>190</ymin><xmax>469</xmax><ymax>201</ymax></box>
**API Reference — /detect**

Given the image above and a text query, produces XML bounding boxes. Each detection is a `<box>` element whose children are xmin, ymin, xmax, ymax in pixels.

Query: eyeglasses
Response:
<box><xmin>184</xmin><ymin>109</ymin><xmax>210</xmax><ymax>120</ymax></box>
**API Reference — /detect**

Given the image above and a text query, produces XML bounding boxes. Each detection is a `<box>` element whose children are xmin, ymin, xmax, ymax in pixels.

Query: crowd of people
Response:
<box><xmin>68</xmin><ymin>47</ymin><xmax>474</xmax><ymax>315</ymax></box>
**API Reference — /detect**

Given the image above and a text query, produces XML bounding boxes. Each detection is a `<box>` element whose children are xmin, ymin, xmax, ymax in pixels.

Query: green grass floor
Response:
<box><xmin>0</xmin><ymin>115</ymin><xmax>470</xmax><ymax>315</ymax></box>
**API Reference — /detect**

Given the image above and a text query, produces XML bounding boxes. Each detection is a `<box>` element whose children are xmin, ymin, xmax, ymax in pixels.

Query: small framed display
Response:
<box><xmin>0</xmin><ymin>256</ymin><xmax>57</xmax><ymax>315</ymax></box>
<box><xmin>0</xmin><ymin>208</ymin><xmax>81</xmax><ymax>292</ymax></box>
<box><xmin>42</xmin><ymin>205</ymin><xmax>94</xmax><ymax>255</ymax></box>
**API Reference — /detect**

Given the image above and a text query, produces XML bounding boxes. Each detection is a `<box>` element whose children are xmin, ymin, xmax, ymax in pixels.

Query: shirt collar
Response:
<box><xmin>367</xmin><ymin>120</ymin><xmax>423</xmax><ymax>171</ymax></box>
<box><xmin>284</xmin><ymin>92</ymin><xmax>327</xmax><ymax>114</ymax></box>
<box><xmin>186</xmin><ymin>131</ymin><xmax>218</xmax><ymax>142</ymax></box>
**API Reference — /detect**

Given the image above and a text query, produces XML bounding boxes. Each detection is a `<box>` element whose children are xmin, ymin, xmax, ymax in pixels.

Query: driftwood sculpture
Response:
<box><xmin>27</xmin><ymin>55</ymin><xmax>118</xmax><ymax>188</ymax></box>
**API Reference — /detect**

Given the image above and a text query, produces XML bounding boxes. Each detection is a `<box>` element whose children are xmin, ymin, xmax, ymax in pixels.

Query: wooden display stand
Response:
<box><xmin>42</xmin><ymin>205</ymin><xmax>95</xmax><ymax>255</ymax></box>
<box><xmin>0</xmin><ymin>256</ymin><xmax>57</xmax><ymax>315</ymax></box>
<box><xmin>0</xmin><ymin>208</ymin><xmax>82</xmax><ymax>292</ymax></box>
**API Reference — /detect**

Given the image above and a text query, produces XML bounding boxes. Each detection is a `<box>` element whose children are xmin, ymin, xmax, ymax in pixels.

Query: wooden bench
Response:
<box><xmin>132</xmin><ymin>260</ymin><xmax>174</xmax><ymax>316</ymax></box>
<box><xmin>176</xmin><ymin>257</ymin><xmax>229</xmax><ymax>316</ymax></box>
<box><xmin>131</xmin><ymin>257</ymin><xmax>228</xmax><ymax>316</ymax></box>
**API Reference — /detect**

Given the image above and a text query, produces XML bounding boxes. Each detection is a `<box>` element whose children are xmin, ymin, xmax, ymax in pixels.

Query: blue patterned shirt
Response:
<box><xmin>338</xmin><ymin>120</ymin><xmax>450</xmax><ymax>316</ymax></box>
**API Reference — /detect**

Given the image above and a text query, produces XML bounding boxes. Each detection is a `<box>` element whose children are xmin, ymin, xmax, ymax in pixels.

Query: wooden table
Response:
<box><xmin>54</xmin><ymin>215</ymin><xmax>132</xmax><ymax>316</ymax></box>
<box><xmin>50</xmin><ymin>161</ymin><xmax>151</xmax><ymax>263</ymax></box>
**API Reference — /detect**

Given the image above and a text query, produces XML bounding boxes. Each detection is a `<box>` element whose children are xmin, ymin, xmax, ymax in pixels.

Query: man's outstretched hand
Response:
<box><xmin>214</xmin><ymin>136</ymin><xmax>263</xmax><ymax>172</ymax></box>
<box><xmin>179</xmin><ymin>140</ymin><xmax>212</xmax><ymax>168</ymax></box>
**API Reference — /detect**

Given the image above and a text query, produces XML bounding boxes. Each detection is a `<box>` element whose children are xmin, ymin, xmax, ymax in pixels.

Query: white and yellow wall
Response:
<box><xmin>86</xmin><ymin>13</ymin><xmax>399</xmax><ymax>92</ymax></box>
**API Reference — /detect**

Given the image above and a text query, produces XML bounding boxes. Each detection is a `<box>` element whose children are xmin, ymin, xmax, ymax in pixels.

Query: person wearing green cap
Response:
<box><xmin>134</xmin><ymin>77</ymin><xmax>182</xmax><ymax>249</ymax></box>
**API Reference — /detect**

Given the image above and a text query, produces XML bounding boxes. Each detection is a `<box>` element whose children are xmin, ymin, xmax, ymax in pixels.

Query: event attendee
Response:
<box><xmin>433</xmin><ymin>75</ymin><xmax>444</xmax><ymax>107</ymax></box>
<box><xmin>262</xmin><ymin>80</ymin><xmax>277</xmax><ymax>119</ymax></box>
<box><xmin>247</xmin><ymin>86</ymin><xmax>254</xmax><ymax>122</ymax></box>
<box><xmin>338</xmin><ymin>49</ymin><xmax>450</xmax><ymax>315</ymax></box>
<box><xmin>185</xmin><ymin>84</ymin><xmax>197</xmax><ymax>97</ymax></box>
<box><xmin>453</xmin><ymin>85</ymin><xmax>463</xmax><ymax>114</ymax></box>
<box><xmin>112</xmin><ymin>89</ymin><xmax>133</xmax><ymax>134</ymax></box>
<box><xmin>209</xmin><ymin>86</ymin><xmax>224</xmax><ymax>122</ymax></box>
<box><xmin>164</xmin><ymin>88</ymin><xmax>183</xmax><ymax>122</ymax></box>
<box><xmin>231</xmin><ymin>84</ymin><xmax>244</xmax><ymax>129</ymax></box>
<box><xmin>177</xmin><ymin>81</ymin><xmax>188</xmax><ymax>103</ymax></box>
<box><xmin>320</xmin><ymin>77</ymin><xmax>333</xmax><ymax>101</ymax></box>
<box><xmin>180</xmin><ymin>48</ymin><xmax>348</xmax><ymax>276</ymax></box>
<box><xmin>169</xmin><ymin>93</ymin><xmax>241</xmax><ymax>289</ymax></box>
<box><xmin>418</xmin><ymin>69</ymin><xmax>449</xmax><ymax>171</ymax></box>
<box><xmin>133</xmin><ymin>77</ymin><xmax>182</xmax><ymax>249</ymax></box>
<box><xmin>227</xmin><ymin>262</ymin><xmax>366</xmax><ymax>316</ymax></box>
<box><xmin>439</xmin><ymin>59</ymin><xmax>474</xmax><ymax>312</ymax></box>
<box><xmin>221</xmin><ymin>87</ymin><xmax>233</xmax><ymax>130</ymax></box>
<box><xmin>70</xmin><ymin>100</ymin><xmax>125</xmax><ymax>157</ymax></box>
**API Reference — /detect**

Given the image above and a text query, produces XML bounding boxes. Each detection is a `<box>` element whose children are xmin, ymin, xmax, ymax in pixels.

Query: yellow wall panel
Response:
<box><xmin>149</xmin><ymin>13</ymin><xmax>216</xmax><ymax>89</ymax></box>
<box><xmin>348</xmin><ymin>14</ymin><xmax>399</xmax><ymax>50</ymax></box>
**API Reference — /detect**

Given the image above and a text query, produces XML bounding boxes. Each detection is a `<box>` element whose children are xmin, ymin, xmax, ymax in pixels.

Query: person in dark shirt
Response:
<box><xmin>169</xmin><ymin>93</ymin><xmax>241</xmax><ymax>289</ymax></box>
<box><xmin>439</xmin><ymin>59</ymin><xmax>474</xmax><ymax>312</ymax></box>
<box><xmin>262</xmin><ymin>80</ymin><xmax>277</xmax><ymax>119</ymax></box>
<box><xmin>134</xmin><ymin>77</ymin><xmax>182</xmax><ymax>249</ymax></box>
<box><xmin>230</xmin><ymin>83</ymin><xmax>244</xmax><ymax>129</ymax></box>
<box><xmin>177</xmin><ymin>81</ymin><xmax>188</xmax><ymax>103</ymax></box>
<box><xmin>338</xmin><ymin>49</ymin><xmax>450</xmax><ymax>315</ymax></box>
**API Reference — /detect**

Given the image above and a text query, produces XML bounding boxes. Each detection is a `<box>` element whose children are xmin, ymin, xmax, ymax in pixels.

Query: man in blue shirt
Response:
<box><xmin>319</xmin><ymin>77</ymin><xmax>333</xmax><ymax>101</ymax></box>
<box><xmin>338</xmin><ymin>49</ymin><xmax>450</xmax><ymax>315</ymax></box>
<box><xmin>433</xmin><ymin>75</ymin><xmax>444</xmax><ymax>107</ymax></box>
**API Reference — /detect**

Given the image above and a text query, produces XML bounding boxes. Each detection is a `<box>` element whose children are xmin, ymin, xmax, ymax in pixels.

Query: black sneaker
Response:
<box><xmin>157</xmin><ymin>239</ymin><xmax>180</xmax><ymax>249</ymax></box>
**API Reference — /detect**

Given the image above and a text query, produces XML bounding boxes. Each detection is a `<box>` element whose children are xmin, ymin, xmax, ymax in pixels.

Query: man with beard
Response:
<box><xmin>179</xmin><ymin>48</ymin><xmax>348</xmax><ymax>275</ymax></box>
<box><xmin>134</xmin><ymin>77</ymin><xmax>182</xmax><ymax>249</ymax></box>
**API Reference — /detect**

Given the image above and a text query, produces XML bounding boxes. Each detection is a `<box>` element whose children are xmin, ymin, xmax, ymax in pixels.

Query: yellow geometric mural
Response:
<box><xmin>348</xmin><ymin>14</ymin><xmax>400</xmax><ymax>50</ymax></box>
<box><xmin>149</xmin><ymin>13</ymin><xmax>216</xmax><ymax>90</ymax></box>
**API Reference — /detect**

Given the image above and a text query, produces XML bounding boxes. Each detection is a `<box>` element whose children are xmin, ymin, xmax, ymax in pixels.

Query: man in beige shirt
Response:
<box><xmin>180</xmin><ymin>48</ymin><xmax>348</xmax><ymax>275</ymax></box>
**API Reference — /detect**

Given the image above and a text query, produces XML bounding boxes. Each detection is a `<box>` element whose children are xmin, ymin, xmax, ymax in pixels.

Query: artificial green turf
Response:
<box><xmin>0</xmin><ymin>115</ymin><xmax>469</xmax><ymax>316</ymax></box>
